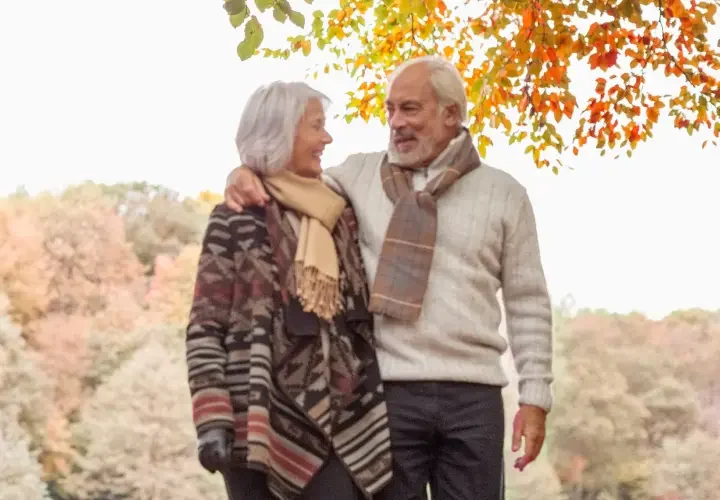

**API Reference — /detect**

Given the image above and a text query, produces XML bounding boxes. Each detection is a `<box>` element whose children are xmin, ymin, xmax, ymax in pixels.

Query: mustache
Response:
<box><xmin>391</xmin><ymin>129</ymin><xmax>416</xmax><ymax>140</ymax></box>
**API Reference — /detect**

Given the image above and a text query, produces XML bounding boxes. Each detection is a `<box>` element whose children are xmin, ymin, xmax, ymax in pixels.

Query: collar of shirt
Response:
<box><xmin>412</xmin><ymin>130</ymin><xmax>468</xmax><ymax>188</ymax></box>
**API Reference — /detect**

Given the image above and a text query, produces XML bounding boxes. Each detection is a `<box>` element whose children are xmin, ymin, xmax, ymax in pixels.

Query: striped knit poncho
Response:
<box><xmin>185</xmin><ymin>202</ymin><xmax>392</xmax><ymax>499</ymax></box>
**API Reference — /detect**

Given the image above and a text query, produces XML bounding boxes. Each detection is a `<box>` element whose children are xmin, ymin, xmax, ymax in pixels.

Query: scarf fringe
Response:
<box><xmin>294</xmin><ymin>262</ymin><xmax>343</xmax><ymax>321</ymax></box>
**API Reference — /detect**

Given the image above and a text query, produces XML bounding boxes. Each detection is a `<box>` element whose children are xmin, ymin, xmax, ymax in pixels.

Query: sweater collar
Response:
<box><xmin>424</xmin><ymin>129</ymin><xmax>469</xmax><ymax>176</ymax></box>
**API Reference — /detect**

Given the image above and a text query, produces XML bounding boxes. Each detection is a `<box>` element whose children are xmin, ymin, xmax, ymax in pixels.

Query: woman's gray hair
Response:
<box><xmin>235</xmin><ymin>81</ymin><xmax>331</xmax><ymax>175</ymax></box>
<box><xmin>389</xmin><ymin>56</ymin><xmax>468</xmax><ymax>124</ymax></box>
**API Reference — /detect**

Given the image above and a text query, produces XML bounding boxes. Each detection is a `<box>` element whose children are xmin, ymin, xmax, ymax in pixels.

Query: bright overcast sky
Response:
<box><xmin>1</xmin><ymin>0</ymin><xmax>719</xmax><ymax>318</ymax></box>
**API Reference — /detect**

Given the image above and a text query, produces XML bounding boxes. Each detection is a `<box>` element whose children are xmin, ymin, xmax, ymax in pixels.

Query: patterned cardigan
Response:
<box><xmin>185</xmin><ymin>202</ymin><xmax>392</xmax><ymax>500</ymax></box>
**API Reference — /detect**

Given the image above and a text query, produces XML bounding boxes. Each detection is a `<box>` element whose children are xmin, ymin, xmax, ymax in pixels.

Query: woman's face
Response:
<box><xmin>289</xmin><ymin>98</ymin><xmax>333</xmax><ymax>177</ymax></box>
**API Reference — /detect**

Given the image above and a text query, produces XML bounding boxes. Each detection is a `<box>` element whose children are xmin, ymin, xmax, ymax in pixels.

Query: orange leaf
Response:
<box><xmin>522</xmin><ymin>8</ymin><xmax>533</xmax><ymax>29</ymax></box>
<box><xmin>532</xmin><ymin>90</ymin><xmax>541</xmax><ymax>109</ymax></box>
<box><xmin>519</xmin><ymin>93</ymin><xmax>529</xmax><ymax>113</ymax></box>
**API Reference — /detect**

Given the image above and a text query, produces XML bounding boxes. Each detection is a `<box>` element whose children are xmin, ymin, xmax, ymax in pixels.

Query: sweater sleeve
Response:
<box><xmin>185</xmin><ymin>204</ymin><xmax>241</xmax><ymax>437</ymax></box>
<box><xmin>501</xmin><ymin>190</ymin><xmax>554</xmax><ymax>412</ymax></box>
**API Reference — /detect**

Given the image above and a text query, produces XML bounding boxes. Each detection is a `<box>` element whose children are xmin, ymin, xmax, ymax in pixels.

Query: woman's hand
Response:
<box><xmin>198</xmin><ymin>428</ymin><xmax>233</xmax><ymax>473</ymax></box>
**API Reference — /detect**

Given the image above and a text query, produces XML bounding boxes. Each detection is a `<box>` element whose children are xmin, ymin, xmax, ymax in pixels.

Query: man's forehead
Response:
<box><xmin>386</xmin><ymin>72</ymin><xmax>432</xmax><ymax>104</ymax></box>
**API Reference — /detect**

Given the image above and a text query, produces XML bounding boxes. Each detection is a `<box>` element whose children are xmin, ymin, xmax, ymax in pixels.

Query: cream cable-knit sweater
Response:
<box><xmin>323</xmin><ymin>135</ymin><xmax>554</xmax><ymax>411</ymax></box>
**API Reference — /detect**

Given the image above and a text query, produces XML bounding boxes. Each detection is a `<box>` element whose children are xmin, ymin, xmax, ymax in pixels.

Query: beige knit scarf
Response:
<box><xmin>264</xmin><ymin>169</ymin><xmax>347</xmax><ymax>321</ymax></box>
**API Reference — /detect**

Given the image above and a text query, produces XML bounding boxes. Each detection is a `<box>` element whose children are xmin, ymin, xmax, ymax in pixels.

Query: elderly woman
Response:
<box><xmin>185</xmin><ymin>81</ymin><xmax>392</xmax><ymax>500</ymax></box>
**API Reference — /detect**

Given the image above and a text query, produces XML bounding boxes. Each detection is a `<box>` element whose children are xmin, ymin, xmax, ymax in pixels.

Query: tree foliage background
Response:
<box><xmin>224</xmin><ymin>0</ymin><xmax>720</xmax><ymax>171</ymax></box>
<box><xmin>1</xmin><ymin>182</ymin><xmax>719</xmax><ymax>499</ymax></box>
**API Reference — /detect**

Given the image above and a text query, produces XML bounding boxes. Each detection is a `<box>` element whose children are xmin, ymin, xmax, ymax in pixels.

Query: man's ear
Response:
<box><xmin>442</xmin><ymin>103</ymin><xmax>461</xmax><ymax>128</ymax></box>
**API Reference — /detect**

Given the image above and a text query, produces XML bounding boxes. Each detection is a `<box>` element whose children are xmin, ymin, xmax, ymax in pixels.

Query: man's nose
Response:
<box><xmin>389</xmin><ymin>111</ymin><xmax>407</xmax><ymax>130</ymax></box>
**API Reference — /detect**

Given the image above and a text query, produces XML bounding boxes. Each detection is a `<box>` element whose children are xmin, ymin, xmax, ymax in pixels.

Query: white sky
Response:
<box><xmin>1</xmin><ymin>0</ymin><xmax>719</xmax><ymax>319</ymax></box>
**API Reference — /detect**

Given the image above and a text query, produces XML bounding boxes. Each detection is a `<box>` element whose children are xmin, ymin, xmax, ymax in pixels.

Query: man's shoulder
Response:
<box><xmin>325</xmin><ymin>150</ymin><xmax>386</xmax><ymax>194</ymax></box>
<box><xmin>338</xmin><ymin>150</ymin><xmax>386</xmax><ymax>170</ymax></box>
<box><xmin>475</xmin><ymin>163</ymin><xmax>528</xmax><ymax>196</ymax></box>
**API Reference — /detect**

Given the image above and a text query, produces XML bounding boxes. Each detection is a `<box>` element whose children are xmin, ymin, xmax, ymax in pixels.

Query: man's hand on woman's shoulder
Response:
<box><xmin>224</xmin><ymin>166</ymin><xmax>270</xmax><ymax>212</ymax></box>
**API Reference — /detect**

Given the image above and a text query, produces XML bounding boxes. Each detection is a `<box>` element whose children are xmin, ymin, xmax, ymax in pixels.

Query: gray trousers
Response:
<box><xmin>223</xmin><ymin>454</ymin><xmax>361</xmax><ymax>500</ymax></box>
<box><xmin>374</xmin><ymin>381</ymin><xmax>505</xmax><ymax>500</ymax></box>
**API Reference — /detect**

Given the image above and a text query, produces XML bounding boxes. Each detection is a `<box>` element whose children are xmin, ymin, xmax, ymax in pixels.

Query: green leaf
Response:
<box><xmin>230</xmin><ymin>9</ymin><xmax>248</xmax><ymax>28</ymax></box>
<box><xmin>305</xmin><ymin>0</ymin><xmax>313</xmax><ymax>4</ymax></box>
<box><xmin>273</xmin><ymin>6</ymin><xmax>287</xmax><ymax>22</ymax></box>
<box><xmin>223</xmin><ymin>0</ymin><xmax>246</xmax><ymax>15</ymax></box>
<box><xmin>237</xmin><ymin>16</ymin><xmax>264</xmax><ymax>61</ymax></box>
<box><xmin>237</xmin><ymin>40</ymin><xmax>255</xmax><ymax>60</ymax></box>
<box><xmin>288</xmin><ymin>10</ymin><xmax>306</xmax><ymax>28</ymax></box>
<box><xmin>470</xmin><ymin>77</ymin><xmax>484</xmax><ymax>94</ymax></box>
<box><xmin>312</xmin><ymin>10</ymin><xmax>323</xmax><ymax>18</ymax></box>
<box><xmin>254</xmin><ymin>0</ymin><xmax>272</xmax><ymax>12</ymax></box>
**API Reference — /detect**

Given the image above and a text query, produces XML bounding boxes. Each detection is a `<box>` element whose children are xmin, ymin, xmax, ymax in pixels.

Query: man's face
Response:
<box><xmin>385</xmin><ymin>64</ymin><xmax>458</xmax><ymax>168</ymax></box>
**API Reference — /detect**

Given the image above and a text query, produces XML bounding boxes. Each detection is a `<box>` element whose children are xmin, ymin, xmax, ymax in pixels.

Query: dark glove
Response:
<box><xmin>198</xmin><ymin>428</ymin><xmax>232</xmax><ymax>473</ymax></box>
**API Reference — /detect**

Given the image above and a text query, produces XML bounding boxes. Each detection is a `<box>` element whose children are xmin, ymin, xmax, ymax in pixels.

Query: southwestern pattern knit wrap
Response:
<box><xmin>368</xmin><ymin>131</ymin><xmax>482</xmax><ymax>322</ymax></box>
<box><xmin>186</xmin><ymin>202</ymin><xmax>392</xmax><ymax>500</ymax></box>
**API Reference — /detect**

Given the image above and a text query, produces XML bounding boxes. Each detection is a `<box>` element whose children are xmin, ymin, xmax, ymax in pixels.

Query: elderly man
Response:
<box><xmin>224</xmin><ymin>56</ymin><xmax>553</xmax><ymax>500</ymax></box>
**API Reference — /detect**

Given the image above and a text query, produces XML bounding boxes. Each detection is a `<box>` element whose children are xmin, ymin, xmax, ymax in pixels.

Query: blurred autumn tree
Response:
<box><xmin>547</xmin><ymin>309</ymin><xmax>720</xmax><ymax>499</ymax></box>
<box><xmin>0</xmin><ymin>296</ymin><xmax>51</xmax><ymax>499</ymax></box>
<box><xmin>78</xmin><ymin>182</ymin><xmax>210</xmax><ymax>270</ymax></box>
<box><xmin>0</xmin><ymin>184</ymin><xmax>150</xmax><ymax>479</ymax></box>
<box><xmin>145</xmin><ymin>245</ymin><xmax>202</xmax><ymax>325</ymax></box>
<box><xmin>63</xmin><ymin>337</ymin><xmax>226</xmax><ymax>500</ymax></box>
<box><xmin>0</xmin><ymin>184</ymin><xmax>143</xmax><ymax>325</ymax></box>
<box><xmin>651</xmin><ymin>429</ymin><xmax>720</xmax><ymax>499</ymax></box>
<box><xmin>0</xmin><ymin>410</ymin><xmax>49</xmax><ymax>500</ymax></box>
<box><xmin>222</xmin><ymin>0</ymin><xmax>720</xmax><ymax>170</ymax></box>
<box><xmin>652</xmin><ymin>308</ymin><xmax>720</xmax><ymax>436</ymax></box>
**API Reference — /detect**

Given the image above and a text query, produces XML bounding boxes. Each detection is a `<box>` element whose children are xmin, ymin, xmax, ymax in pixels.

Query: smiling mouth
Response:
<box><xmin>394</xmin><ymin>137</ymin><xmax>416</xmax><ymax>149</ymax></box>
<box><xmin>312</xmin><ymin>151</ymin><xmax>324</xmax><ymax>159</ymax></box>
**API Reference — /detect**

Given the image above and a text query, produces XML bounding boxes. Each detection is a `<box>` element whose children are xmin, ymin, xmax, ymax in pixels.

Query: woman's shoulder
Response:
<box><xmin>208</xmin><ymin>203</ymin><xmax>267</xmax><ymax>225</ymax></box>
<box><xmin>206</xmin><ymin>203</ymin><xmax>269</xmax><ymax>244</ymax></box>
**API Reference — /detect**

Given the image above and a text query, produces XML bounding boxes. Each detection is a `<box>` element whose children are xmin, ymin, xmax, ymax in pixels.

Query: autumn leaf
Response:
<box><xmin>237</xmin><ymin>16</ymin><xmax>263</xmax><ymax>60</ymax></box>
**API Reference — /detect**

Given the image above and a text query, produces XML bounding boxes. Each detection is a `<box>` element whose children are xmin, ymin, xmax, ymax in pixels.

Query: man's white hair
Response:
<box><xmin>235</xmin><ymin>81</ymin><xmax>331</xmax><ymax>175</ymax></box>
<box><xmin>389</xmin><ymin>56</ymin><xmax>468</xmax><ymax>124</ymax></box>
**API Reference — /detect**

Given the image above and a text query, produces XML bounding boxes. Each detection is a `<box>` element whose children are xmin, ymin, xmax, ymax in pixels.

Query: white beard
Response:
<box><xmin>387</xmin><ymin>136</ymin><xmax>437</xmax><ymax>167</ymax></box>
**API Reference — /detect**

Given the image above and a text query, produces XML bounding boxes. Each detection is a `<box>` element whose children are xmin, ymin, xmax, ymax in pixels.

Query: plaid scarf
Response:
<box><xmin>368</xmin><ymin>131</ymin><xmax>482</xmax><ymax>321</ymax></box>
